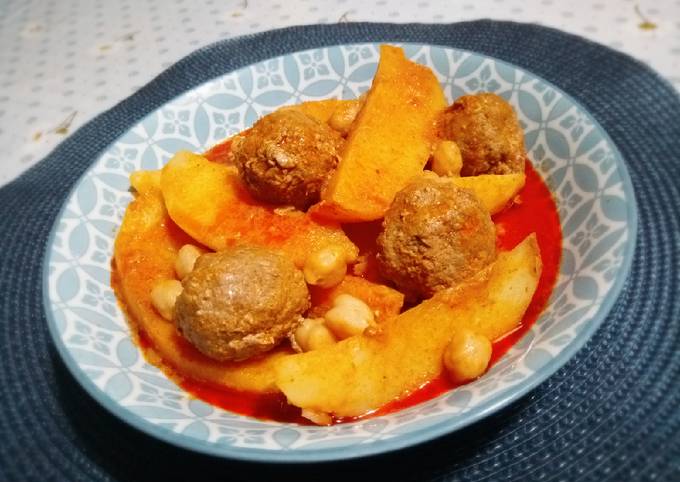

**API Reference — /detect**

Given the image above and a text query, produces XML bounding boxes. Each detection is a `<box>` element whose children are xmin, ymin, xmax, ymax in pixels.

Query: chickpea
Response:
<box><xmin>174</xmin><ymin>244</ymin><xmax>203</xmax><ymax>280</ymax></box>
<box><xmin>443</xmin><ymin>328</ymin><xmax>492</xmax><ymax>383</ymax></box>
<box><xmin>150</xmin><ymin>279</ymin><xmax>183</xmax><ymax>321</ymax></box>
<box><xmin>292</xmin><ymin>318</ymin><xmax>337</xmax><ymax>352</ymax></box>
<box><xmin>324</xmin><ymin>294</ymin><xmax>374</xmax><ymax>340</ymax></box>
<box><xmin>303</xmin><ymin>245</ymin><xmax>348</xmax><ymax>288</ymax></box>
<box><xmin>328</xmin><ymin>97</ymin><xmax>364</xmax><ymax>135</ymax></box>
<box><xmin>307</xmin><ymin>324</ymin><xmax>338</xmax><ymax>351</ymax></box>
<box><xmin>431</xmin><ymin>140</ymin><xmax>463</xmax><ymax>177</ymax></box>
<box><xmin>292</xmin><ymin>318</ymin><xmax>319</xmax><ymax>351</ymax></box>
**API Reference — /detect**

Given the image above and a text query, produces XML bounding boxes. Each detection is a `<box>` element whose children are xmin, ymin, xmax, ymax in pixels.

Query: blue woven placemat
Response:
<box><xmin>1</xmin><ymin>21</ymin><xmax>679</xmax><ymax>482</ymax></box>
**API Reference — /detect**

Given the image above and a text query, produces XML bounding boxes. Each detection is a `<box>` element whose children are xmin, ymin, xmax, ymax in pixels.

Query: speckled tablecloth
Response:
<box><xmin>0</xmin><ymin>0</ymin><xmax>679</xmax><ymax>186</ymax></box>
<box><xmin>2</xmin><ymin>11</ymin><xmax>680</xmax><ymax>482</ymax></box>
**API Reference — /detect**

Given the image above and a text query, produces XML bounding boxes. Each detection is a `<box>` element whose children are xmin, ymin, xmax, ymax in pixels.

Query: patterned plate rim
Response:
<box><xmin>41</xmin><ymin>42</ymin><xmax>638</xmax><ymax>463</ymax></box>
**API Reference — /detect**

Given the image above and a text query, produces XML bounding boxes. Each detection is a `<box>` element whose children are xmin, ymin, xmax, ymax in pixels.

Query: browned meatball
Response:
<box><xmin>174</xmin><ymin>245</ymin><xmax>310</xmax><ymax>361</ymax></box>
<box><xmin>439</xmin><ymin>93</ymin><xmax>526</xmax><ymax>176</ymax></box>
<box><xmin>377</xmin><ymin>174</ymin><xmax>496</xmax><ymax>301</ymax></box>
<box><xmin>232</xmin><ymin>109</ymin><xmax>343</xmax><ymax>209</ymax></box>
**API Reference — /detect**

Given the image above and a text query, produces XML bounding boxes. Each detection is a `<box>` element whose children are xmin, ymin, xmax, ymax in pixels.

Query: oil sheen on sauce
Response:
<box><xmin>135</xmin><ymin>159</ymin><xmax>561</xmax><ymax>425</ymax></box>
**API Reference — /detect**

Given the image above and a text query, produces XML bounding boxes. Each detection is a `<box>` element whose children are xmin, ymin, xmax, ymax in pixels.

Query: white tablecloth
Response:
<box><xmin>1</xmin><ymin>0</ymin><xmax>678</xmax><ymax>186</ymax></box>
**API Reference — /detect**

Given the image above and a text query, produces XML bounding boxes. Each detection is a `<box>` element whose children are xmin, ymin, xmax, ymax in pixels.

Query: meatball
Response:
<box><xmin>232</xmin><ymin>109</ymin><xmax>343</xmax><ymax>209</ymax></box>
<box><xmin>174</xmin><ymin>245</ymin><xmax>310</xmax><ymax>361</ymax></box>
<box><xmin>377</xmin><ymin>174</ymin><xmax>496</xmax><ymax>301</ymax></box>
<box><xmin>439</xmin><ymin>93</ymin><xmax>526</xmax><ymax>176</ymax></box>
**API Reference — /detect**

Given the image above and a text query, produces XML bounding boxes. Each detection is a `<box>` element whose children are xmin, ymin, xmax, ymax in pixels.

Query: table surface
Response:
<box><xmin>1</xmin><ymin>0</ymin><xmax>679</xmax><ymax>186</ymax></box>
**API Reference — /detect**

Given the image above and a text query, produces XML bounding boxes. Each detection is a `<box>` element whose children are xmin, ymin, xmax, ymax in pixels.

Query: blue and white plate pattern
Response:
<box><xmin>44</xmin><ymin>43</ymin><xmax>636</xmax><ymax>462</ymax></box>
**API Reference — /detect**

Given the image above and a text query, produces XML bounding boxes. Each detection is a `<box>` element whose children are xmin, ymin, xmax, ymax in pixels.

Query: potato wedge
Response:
<box><xmin>313</xmin><ymin>45</ymin><xmax>446</xmax><ymax>222</ymax></box>
<box><xmin>160</xmin><ymin>151</ymin><xmax>358</xmax><ymax>268</ymax></box>
<box><xmin>451</xmin><ymin>173</ymin><xmax>526</xmax><ymax>215</ymax></box>
<box><xmin>433</xmin><ymin>233</ymin><xmax>542</xmax><ymax>342</ymax></box>
<box><xmin>275</xmin><ymin>234</ymin><xmax>542</xmax><ymax>417</ymax></box>
<box><xmin>114</xmin><ymin>188</ymin><xmax>285</xmax><ymax>393</ymax></box>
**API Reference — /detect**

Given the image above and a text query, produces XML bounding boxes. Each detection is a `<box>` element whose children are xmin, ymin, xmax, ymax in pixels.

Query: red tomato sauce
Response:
<box><xmin>202</xmin><ymin>138</ymin><xmax>234</xmax><ymax>163</ymax></box>
<box><xmin>150</xmin><ymin>157</ymin><xmax>561</xmax><ymax>424</ymax></box>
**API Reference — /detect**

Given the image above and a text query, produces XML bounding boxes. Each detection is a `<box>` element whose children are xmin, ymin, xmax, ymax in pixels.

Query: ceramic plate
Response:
<box><xmin>43</xmin><ymin>42</ymin><xmax>637</xmax><ymax>462</ymax></box>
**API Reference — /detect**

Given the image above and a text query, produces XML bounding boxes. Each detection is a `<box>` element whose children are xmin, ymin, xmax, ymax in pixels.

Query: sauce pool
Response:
<box><xmin>140</xmin><ymin>159</ymin><xmax>561</xmax><ymax>424</ymax></box>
